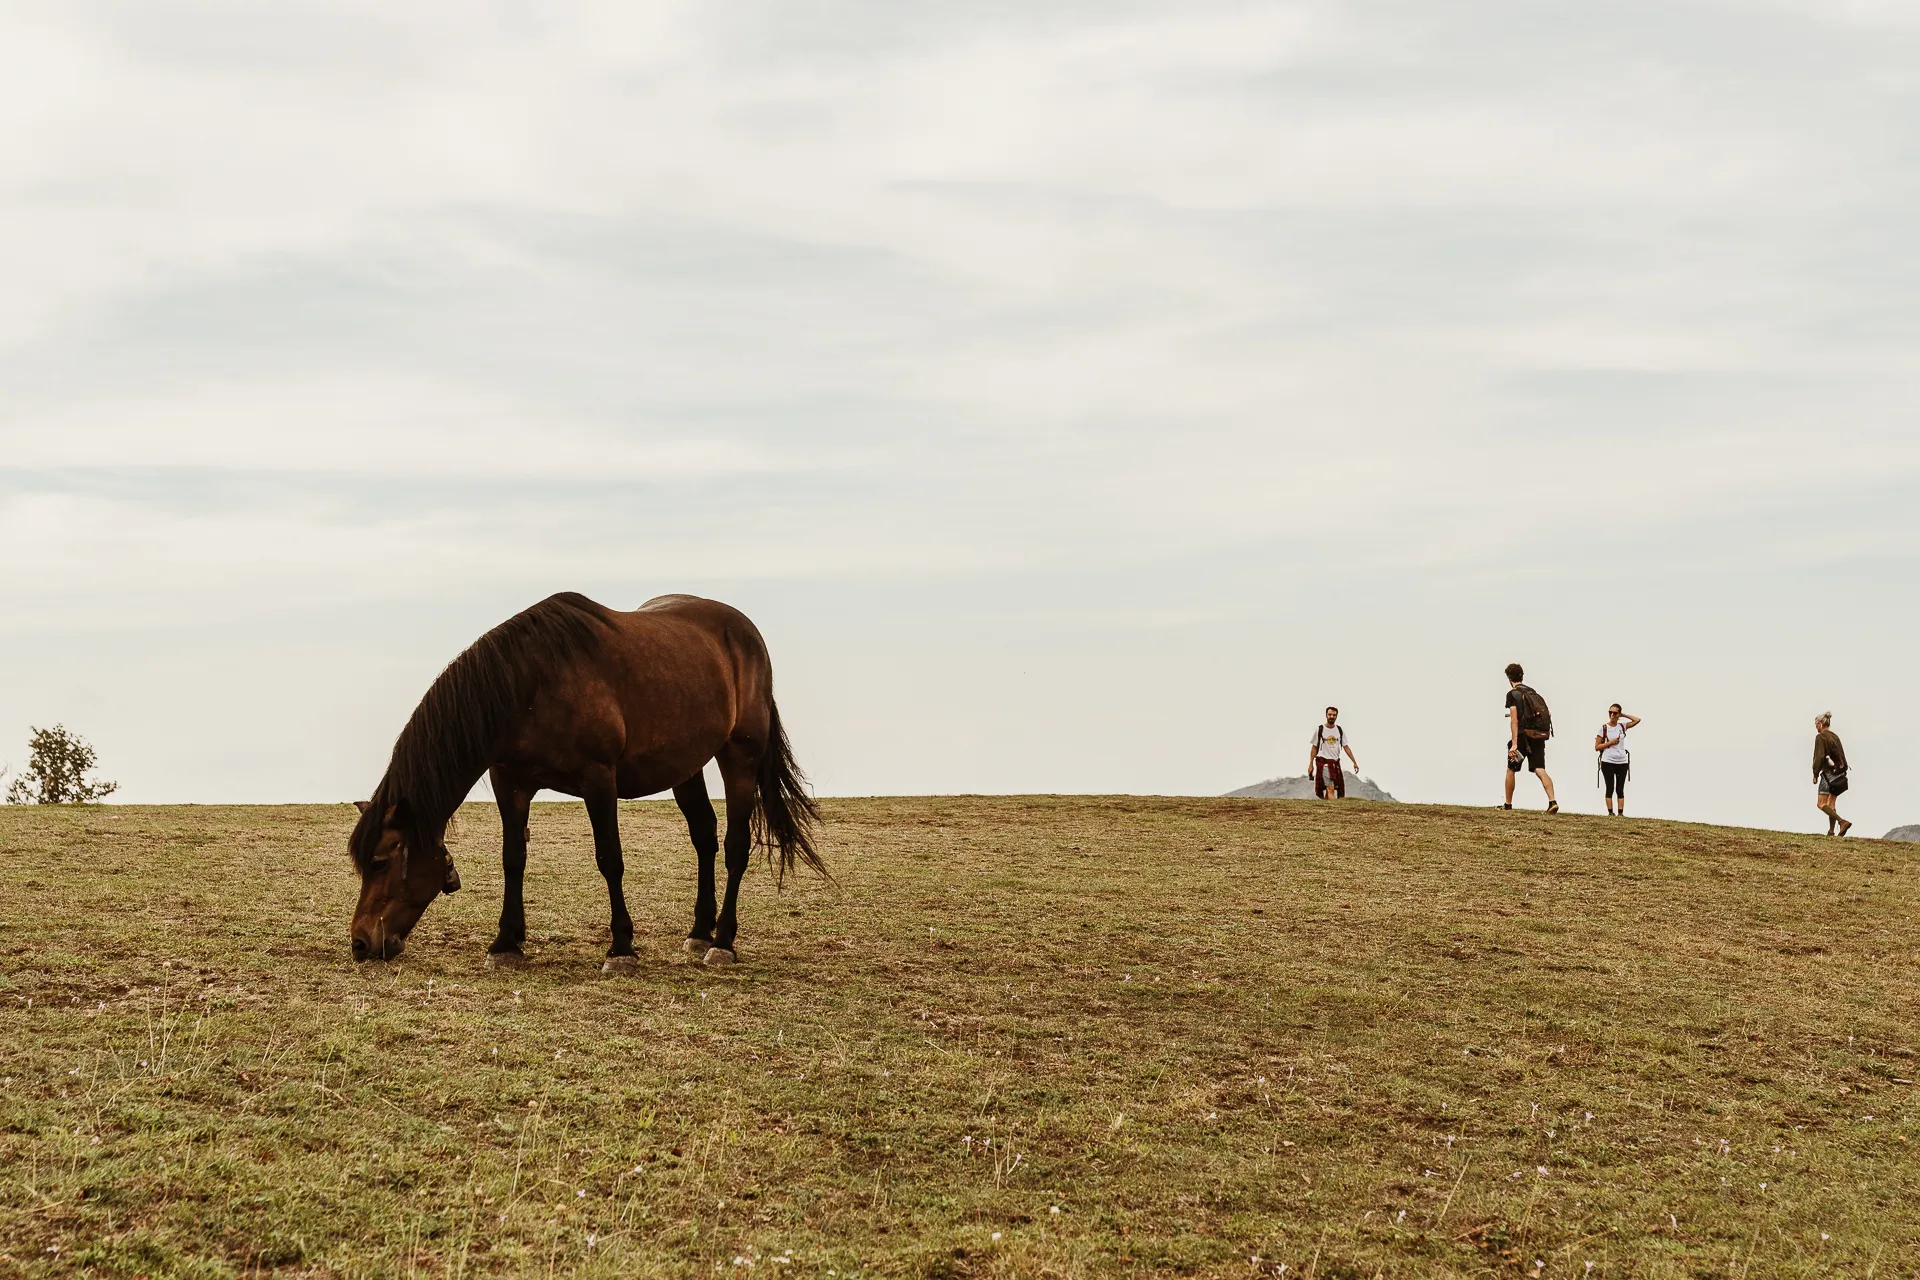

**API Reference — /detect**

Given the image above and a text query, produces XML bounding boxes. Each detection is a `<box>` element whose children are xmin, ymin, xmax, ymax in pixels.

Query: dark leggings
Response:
<box><xmin>1601</xmin><ymin>761</ymin><xmax>1628</xmax><ymax>800</ymax></box>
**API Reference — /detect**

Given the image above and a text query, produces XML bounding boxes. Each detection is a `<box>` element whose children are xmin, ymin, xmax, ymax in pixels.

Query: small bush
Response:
<box><xmin>5</xmin><ymin>725</ymin><xmax>119</xmax><ymax>804</ymax></box>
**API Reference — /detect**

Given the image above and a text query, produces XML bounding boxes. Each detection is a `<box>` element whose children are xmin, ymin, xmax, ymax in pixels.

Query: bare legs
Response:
<box><xmin>1818</xmin><ymin>791</ymin><xmax>1850</xmax><ymax>836</ymax></box>
<box><xmin>1504</xmin><ymin>748</ymin><xmax>1556</xmax><ymax>811</ymax></box>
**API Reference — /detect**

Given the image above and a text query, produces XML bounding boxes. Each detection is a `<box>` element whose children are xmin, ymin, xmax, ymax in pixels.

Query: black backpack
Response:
<box><xmin>1512</xmin><ymin>685</ymin><xmax>1553</xmax><ymax>740</ymax></box>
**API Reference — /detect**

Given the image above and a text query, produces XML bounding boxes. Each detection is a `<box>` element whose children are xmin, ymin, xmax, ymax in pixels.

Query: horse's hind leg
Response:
<box><xmin>488</xmin><ymin>769</ymin><xmax>533</xmax><ymax>967</ymax></box>
<box><xmin>585</xmin><ymin>787</ymin><xmax>639</xmax><ymax>974</ymax></box>
<box><xmin>673</xmin><ymin>773</ymin><xmax>720</xmax><ymax>956</ymax></box>
<box><xmin>707</xmin><ymin>747</ymin><xmax>757</xmax><ymax>966</ymax></box>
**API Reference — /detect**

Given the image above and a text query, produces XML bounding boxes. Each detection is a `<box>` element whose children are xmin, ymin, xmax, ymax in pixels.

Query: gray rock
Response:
<box><xmin>1884</xmin><ymin>825</ymin><xmax>1920</xmax><ymax>842</ymax></box>
<box><xmin>1225</xmin><ymin>774</ymin><xmax>1399</xmax><ymax>802</ymax></box>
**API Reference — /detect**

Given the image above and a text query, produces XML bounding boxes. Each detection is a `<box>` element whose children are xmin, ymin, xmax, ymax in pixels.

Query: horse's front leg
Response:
<box><xmin>585</xmin><ymin>787</ymin><xmax>638</xmax><ymax>974</ymax></box>
<box><xmin>673</xmin><ymin>773</ymin><xmax>720</xmax><ymax>957</ymax></box>
<box><xmin>487</xmin><ymin>769</ymin><xmax>533</xmax><ymax>967</ymax></box>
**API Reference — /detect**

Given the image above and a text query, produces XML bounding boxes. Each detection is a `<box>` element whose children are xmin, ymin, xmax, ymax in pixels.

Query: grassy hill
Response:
<box><xmin>1</xmin><ymin>798</ymin><xmax>1915</xmax><ymax>1278</ymax></box>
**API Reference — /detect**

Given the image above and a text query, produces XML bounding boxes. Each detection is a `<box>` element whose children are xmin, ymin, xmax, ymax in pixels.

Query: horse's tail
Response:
<box><xmin>754</xmin><ymin>695</ymin><xmax>826</xmax><ymax>882</ymax></box>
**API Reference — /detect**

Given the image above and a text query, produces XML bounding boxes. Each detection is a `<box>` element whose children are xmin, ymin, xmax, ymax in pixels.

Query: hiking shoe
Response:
<box><xmin>1501</xmin><ymin>804</ymin><xmax>1512</xmax><ymax>810</ymax></box>
<box><xmin>1838</xmin><ymin>820</ymin><xmax>1852</xmax><ymax>837</ymax></box>
<box><xmin>1547</xmin><ymin>802</ymin><xmax>1559</xmax><ymax>814</ymax></box>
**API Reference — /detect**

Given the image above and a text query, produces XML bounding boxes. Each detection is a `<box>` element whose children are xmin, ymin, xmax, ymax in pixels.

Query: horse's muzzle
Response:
<box><xmin>350</xmin><ymin>933</ymin><xmax>406</xmax><ymax>962</ymax></box>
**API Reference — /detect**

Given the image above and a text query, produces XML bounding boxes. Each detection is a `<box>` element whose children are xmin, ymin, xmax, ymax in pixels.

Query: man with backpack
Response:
<box><xmin>1307</xmin><ymin>706</ymin><xmax>1359</xmax><ymax>800</ymax></box>
<box><xmin>1503</xmin><ymin>663</ymin><xmax>1558</xmax><ymax>813</ymax></box>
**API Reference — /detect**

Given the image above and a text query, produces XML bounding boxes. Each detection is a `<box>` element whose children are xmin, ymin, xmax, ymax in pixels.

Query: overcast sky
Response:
<box><xmin>2</xmin><ymin>1</ymin><xmax>1915</xmax><ymax>835</ymax></box>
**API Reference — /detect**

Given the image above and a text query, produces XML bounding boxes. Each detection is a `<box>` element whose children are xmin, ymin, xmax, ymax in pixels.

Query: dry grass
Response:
<box><xmin>1</xmin><ymin>796</ymin><xmax>1916</xmax><ymax>1278</ymax></box>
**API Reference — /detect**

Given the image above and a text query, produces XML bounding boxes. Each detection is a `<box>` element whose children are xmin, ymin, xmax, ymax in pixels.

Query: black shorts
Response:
<box><xmin>1508</xmin><ymin>737</ymin><xmax>1546</xmax><ymax>773</ymax></box>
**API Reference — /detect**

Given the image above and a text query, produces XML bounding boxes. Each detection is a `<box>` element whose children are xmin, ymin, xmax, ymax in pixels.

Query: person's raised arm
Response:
<box><xmin>1621</xmin><ymin>713</ymin><xmax>1641</xmax><ymax>730</ymax></box>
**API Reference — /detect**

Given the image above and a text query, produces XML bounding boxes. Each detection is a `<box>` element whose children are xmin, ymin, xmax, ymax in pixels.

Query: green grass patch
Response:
<box><xmin>1</xmin><ymin>797</ymin><xmax>1915</xmax><ymax>1277</ymax></box>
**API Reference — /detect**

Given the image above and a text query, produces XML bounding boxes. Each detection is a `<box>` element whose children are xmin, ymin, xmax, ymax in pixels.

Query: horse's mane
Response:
<box><xmin>349</xmin><ymin>592</ymin><xmax>613</xmax><ymax>870</ymax></box>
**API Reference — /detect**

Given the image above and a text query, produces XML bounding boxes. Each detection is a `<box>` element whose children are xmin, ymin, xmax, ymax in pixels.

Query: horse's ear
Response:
<box><xmin>354</xmin><ymin>800</ymin><xmax>372</xmax><ymax>814</ymax></box>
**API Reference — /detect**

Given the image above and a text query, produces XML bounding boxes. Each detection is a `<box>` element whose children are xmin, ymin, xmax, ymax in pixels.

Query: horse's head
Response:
<box><xmin>348</xmin><ymin>797</ymin><xmax>460</xmax><ymax>961</ymax></box>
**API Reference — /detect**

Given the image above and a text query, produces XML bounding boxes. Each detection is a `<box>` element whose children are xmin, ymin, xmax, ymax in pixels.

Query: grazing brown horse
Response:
<box><xmin>348</xmin><ymin>592</ymin><xmax>822</xmax><ymax>970</ymax></box>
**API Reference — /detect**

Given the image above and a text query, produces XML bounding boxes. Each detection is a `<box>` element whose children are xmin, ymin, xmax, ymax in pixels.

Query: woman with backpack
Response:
<box><xmin>1593</xmin><ymin>704</ymin><xmax>1640</xmax><ymax>816</ymax></box>
<box><xmin>1813</xmin><ymin>712</ymin><xmax>1850</xmax><ymax>837</ymax></box>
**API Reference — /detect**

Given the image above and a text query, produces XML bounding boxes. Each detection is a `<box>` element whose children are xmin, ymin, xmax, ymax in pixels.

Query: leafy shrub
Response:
<box><xmin>5</xmin><ymin>725</ymin><xmax>119</xmax><ymax>804</ymax></box>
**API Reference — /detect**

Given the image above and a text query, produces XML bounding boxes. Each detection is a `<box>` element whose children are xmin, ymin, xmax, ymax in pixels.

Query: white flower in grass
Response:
<box><xmin>991</xmin><ymin>1232</ymin><xmax>1001</xmax><ymax>1242</ymax></box>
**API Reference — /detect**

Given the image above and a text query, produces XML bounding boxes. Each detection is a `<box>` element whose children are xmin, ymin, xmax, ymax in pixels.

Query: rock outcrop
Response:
<box><xmin>1885</xmin><ymin>825</ymin><xmax>1920</xmax><ymax>842</ymax></box>
<box><xmin>1225</xmin><ymin>774</ymin><xmax>1399</xmax><ymax>802</ymax></box>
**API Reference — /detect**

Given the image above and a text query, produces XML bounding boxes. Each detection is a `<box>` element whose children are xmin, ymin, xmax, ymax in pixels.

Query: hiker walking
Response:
<box><xmin>1813</xmin><ymin>712</ymin><xmax>1851</xmax><ymax>837</ymax></box>
<box><xmin>1502</xmin><ymin>663</ymin><xmax>1558</xmax><ymax>812</ymax></box>
<box><xmin>1308</xmin><ymin>706</ymin><xmax>1359</xmax><ymax>800</ymax></box>
<box><xmin>1594</xmin><ymin>703</ymin><xmax>1640</xmax><ymax>817</ymax></box>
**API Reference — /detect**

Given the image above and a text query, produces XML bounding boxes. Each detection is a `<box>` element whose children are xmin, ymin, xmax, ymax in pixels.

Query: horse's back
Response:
<box><xmin>629</xmin><ymin>594</ymin><xmax>765</xmax><ymax>650</ymax></box>
<box><xmin>607</xmin><ymin>594</ymin><xmax>772</xmax><ymax>698</ymax></box>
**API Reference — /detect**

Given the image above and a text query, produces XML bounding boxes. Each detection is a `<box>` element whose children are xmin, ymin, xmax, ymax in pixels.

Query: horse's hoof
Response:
<box><xmin>486</xmin><ymin>950</ymin><xmax>527</xmax><ymax>969</ymax></box>
<box><xmin>702</xmin><ymin>947</ymin><xmax>737</xmax><ymax>968</ymax></box>
<box><xmin>601</xmin><ymin>954</ymin><xmax>639</xmax><ymax>975</ymax></box>
<box><xmin>683</xmin><ymin>937</ymin><xmax>713</xmax><ymax>957</ymax></box>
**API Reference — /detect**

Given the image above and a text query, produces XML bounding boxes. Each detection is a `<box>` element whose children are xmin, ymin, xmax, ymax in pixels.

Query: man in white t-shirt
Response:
<box><xmin>1307</xmin><ymin>706</ymin><xmax>1359</xmax><ymax>800</ymax></box>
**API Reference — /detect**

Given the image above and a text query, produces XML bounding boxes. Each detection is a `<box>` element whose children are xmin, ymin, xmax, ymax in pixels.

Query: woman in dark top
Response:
<box><xmin>1813</xmin><ymin>711</ymin><xmax>1850</xmax><ymax>837</ymax></box>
